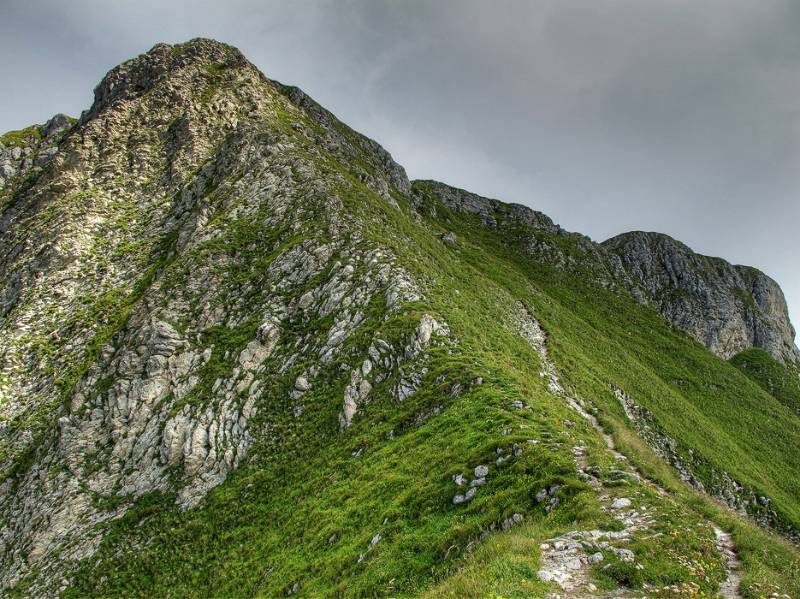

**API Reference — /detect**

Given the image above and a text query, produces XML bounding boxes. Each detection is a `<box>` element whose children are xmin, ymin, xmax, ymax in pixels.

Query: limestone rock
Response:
<box><xmin>603</xmin><ymin>231</ymin><xmax>800</xmax><ymax>363</ymax></box>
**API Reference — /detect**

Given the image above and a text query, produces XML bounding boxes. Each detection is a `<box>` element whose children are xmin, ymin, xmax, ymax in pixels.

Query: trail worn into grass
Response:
<box><xmin>520</xmin><ymin>304</ymin><xmax>743</xmax><ymax>598</ymax></box>
<box><xmin>568</xmin><ymin>382</ymin><xmax>744</xmax><ymax>598</ymax></box>
<box><xmin>714</xmin><ymin>527</ymin><xmax>743</xmax><ymax>599</ymax></box>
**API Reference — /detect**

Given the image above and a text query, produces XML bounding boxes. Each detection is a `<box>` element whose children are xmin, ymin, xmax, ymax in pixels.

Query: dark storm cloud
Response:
<box><xmin>1</xmin><ymin>0</ymin><xmax>798</xmax><ymax>327</ymax></box>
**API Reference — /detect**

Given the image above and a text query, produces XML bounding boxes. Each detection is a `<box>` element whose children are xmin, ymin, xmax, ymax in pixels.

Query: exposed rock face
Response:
<box><xmin>274</xmin><ymin>83</ymin><xmax>411</xmax><ymax>200</ymax></box>
<box><xmin>418</xmin><ymin>179</ymin><xmax>559</xmax><ymax>233</ymax></box>
<box><xmin>415</xmin><ymin>181</ymin><xmax>634</xmax><ymax>291</ymax></box>
<box><xmin>0</xmin><ymin>114</ymin><xmax>72</xmax><ymax>195</ymax></box>
<box><xmin>603</xmin><ymin>232</ymin><xmax>800</xmax><ymax>363</ymax></box>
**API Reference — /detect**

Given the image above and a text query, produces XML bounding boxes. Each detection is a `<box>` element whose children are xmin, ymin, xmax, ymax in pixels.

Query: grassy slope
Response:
<box><xmin>419</xmin><ymin>185</ymin><xmax>800</xmax><ymax>527</ymax></box>
<box><xmin>10</xmin><ymin>85</ymin><xmax>791</xmax><ymax>596</ymax></box>
<box><xmin>54</xmin><ymin>167</ymin><xmax>800</xmax><ymax>598</ymax></box>
<box><xmin>58</xmin><ymin>159</ymin><xmax>600</xmax><ymax>597</ymax></box>
<box><xmin>414</xmin><ymin>186</ymin><xmax>800</xmax><ymax>596</ymax></box>
<box><xmin>731</xmin><ymin>348</ymin><xmax>800</xmax><ymax>414</ymax></box>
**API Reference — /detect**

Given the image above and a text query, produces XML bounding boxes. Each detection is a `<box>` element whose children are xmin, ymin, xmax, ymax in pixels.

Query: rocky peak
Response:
<box><xmin>0</xmin><ymin>37</ymin><xmax>426</xmax><ymax>593</ymax></box>
<box><xmin>1</xmin><ymin>38</ymin><xmax>800</xmax><ymax>598</ymax></box>
<box><xmin>603</xmin><ymin>231</ymin><xmax>799</xmax><ymax>363</ymax></box>
<box><xmin>38</xmin><ymin>114</ymin><xmax>72</xmax><ymax>138</ymax></box>
<box><xmin>81</xmin><ymin>38</ymin><xmax>253</xmax><ymax>123</ymax></box>
<box><xmin>75</xmin><ymin>37</ymin><xmax>411</xmax><ymax>203</ymax></box>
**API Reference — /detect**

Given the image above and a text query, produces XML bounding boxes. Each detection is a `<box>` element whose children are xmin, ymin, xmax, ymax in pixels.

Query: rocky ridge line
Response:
<box><xmin>417</xmin><ymin>181</ymin><xmax>799</xmax><ymax>365</ymax></box>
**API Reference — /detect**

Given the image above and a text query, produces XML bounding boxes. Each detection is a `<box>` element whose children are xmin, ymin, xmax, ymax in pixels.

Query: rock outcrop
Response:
<box><xmin>603</xmin><ymin>232</ymin><xmax>799</xmax><ymax>363</ymax></box>
<box><xmin>0</xmin><ymin>38</ymin><xmax>425</xmax><ymax>594</ymax></box>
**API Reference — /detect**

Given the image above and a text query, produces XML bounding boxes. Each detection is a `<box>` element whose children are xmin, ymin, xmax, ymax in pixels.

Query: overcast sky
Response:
<box><xmin>1</xmin><ymin>0</ymin><xmax>798</xmax><ymax>330</ymax></box>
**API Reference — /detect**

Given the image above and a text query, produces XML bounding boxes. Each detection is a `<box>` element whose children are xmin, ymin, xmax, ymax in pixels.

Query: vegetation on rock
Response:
<box><xmin>1</xmin><ymin>38</ymin><xmax>798</xmax><ymax>598</ymax></box>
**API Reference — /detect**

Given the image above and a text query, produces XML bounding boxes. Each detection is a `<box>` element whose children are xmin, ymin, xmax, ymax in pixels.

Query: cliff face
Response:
<box><xmin>602</xmin><ymin>232</ymin><xmax>799</xmax><ymax>363</ymax></box>
<box><xmin>1</xmin><ymin>38</ymin><xmax>799</xmax><ymax>598</ymax></box>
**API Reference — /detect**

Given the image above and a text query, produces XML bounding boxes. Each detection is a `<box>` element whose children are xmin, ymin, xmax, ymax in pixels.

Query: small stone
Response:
<box><xmin>537</xmin><ymin>570</ymin><xmax>555</xmax><ymax>582</ymax></box>
<box><xmin>298</xmin><ymin>291</ymin><xmax>315</xmax><ymax>309</ymax></box>
<box><xmin>452</xmin><ymin>473</ymin><xmax>467</xmax><ymax>486</ymax></box>
<box><xmin>612</xmin><ymin>547</ymin><xmax>635</xmax><ymax>562</ymax></box>
<box><xmin>440</xmin><ymin>231</ymin><xmax>457</xmax><ymax>245</ymax></box>
<box><xmin>361</xmin><ymin>359</ymin><xmax>372</xmax><ymax>376</ymax></box>
<box><xmin>474</xmin><ymin>464</ymin><xmax>489</xmax><ymax>478</ymax></box>
<box><xmin>611</xmin><ymin>498</ymin><xmax>632</xmax><ymax>509</ymax></box>
<box><xmin>566</xmin><ymin>557</ymin><xmax>582</xmax><ymax>570</ymax></box>
<box><xmin>535</xmin><ymin>489</ymin><xmax>548</xmax><ymax>503</ymax></box>
<box><xmin>589</xmin><ymin>552</ymin><xmax>604</xmax><ymax>564</ymax></box>
<box><xmin>469</xmin><ymin>477</ymin><xmax>486</xmax><ymax>487</ymax></box>
<box><xmin>545</xmin><ymin>496</ymin><xmax>559</xmax><ymax>513</ymax></box>
<box><xmin>294</xmin><ymin>376</ymin><xmax>311</xmax><ymax>391</ymax></box>
<box><xmin>453</xmin><ymin>487</ymin><xmax>476</xmax><ymax>505</ymax></box>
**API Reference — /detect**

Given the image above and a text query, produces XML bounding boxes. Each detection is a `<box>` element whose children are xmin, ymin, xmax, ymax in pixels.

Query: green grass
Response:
<box><xmin>58</xmin><ymin>166</ymin><xmax>800</xmax><ymax>597</ymax></box>
<box><xmin>417</xmin><ymin>182</ymin><xmax>800</xmax><ymax>533</ymax></box>
<box><xmin>408</xmin><ymin>182</ymin><xmax>800</xmax><ymax>596</ymax></box>
<box><xmin>9</xmin><ymin>78</ymin><xmax>799</xmax><ymax>597</ymax></box>
<box><xmin>731</xmin><ymin>348</ymin><xmax>800</xmax><ymax>414</ymax></box>
<box><xmin>0</xmin><ymin>124</ymin><xmax>42</xmax><ymax>147</ymax></box>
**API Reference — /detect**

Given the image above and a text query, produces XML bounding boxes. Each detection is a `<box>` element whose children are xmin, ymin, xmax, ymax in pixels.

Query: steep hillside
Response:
<box><xmin>415</xmin><ymin>180</ymin><xmax>800</xmax><ymax>535</ymax></box>
<box><xmin>730</xmin><ymin>349</ymin><xmax>800</xmax><ymax>414</ymax></box>
<box><xmin>0</xmin><ymin>39</ymin><xmax>798</xmax><ymax>598</ymax></box>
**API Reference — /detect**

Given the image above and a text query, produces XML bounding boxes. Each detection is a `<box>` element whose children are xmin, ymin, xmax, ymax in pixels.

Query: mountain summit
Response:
<box><xmin>1</xmin><ymin>39</ymin><xmax>798</xmax><ymax>597</ymax></box>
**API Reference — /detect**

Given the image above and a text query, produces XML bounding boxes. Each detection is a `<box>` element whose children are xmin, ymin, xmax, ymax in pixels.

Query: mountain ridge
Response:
<box><xmin>0</xmin><ymin>38</ymin><xmax>798</xmax><ymax>598</ymax></box>
<box><xmin>413</xmin><ymin>179</ymin><xmax>799</xmax><ymax>364</ymax></box>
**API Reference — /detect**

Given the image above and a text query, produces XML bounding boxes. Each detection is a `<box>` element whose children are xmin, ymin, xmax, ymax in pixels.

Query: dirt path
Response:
<box><xmin>569</xmin><ymin>394</ymin><xmax>744</xmax><ymax>598</ymax></box>
<box><xmin>515</xmin><ymin>304</ymin><xmax>743</xmax><ymax>598</ymax></box>
<box><xmin>714</xmin><ymin>527</ymin><xmax>744</xmax><ymax>599</ymax></box>
<box><xmin>540</xmin><ymin>393</ymin><xmax>743</xmax><ymax>599</ymax></box>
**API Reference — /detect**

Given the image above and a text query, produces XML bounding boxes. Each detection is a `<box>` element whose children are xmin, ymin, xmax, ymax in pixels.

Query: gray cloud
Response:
<box><xmin>1</xmin><ymin>0</ymin><xmax>798</xmax><ymax>329</ymax></box>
